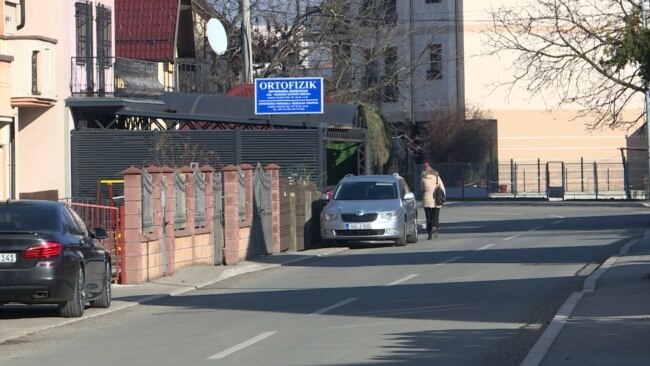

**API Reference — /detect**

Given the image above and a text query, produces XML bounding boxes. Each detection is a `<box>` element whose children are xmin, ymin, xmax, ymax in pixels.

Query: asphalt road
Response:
<box><xmin>1</xmin><ymin>202</ymin><xmax>647</xmax><ymax>366</ymax></box>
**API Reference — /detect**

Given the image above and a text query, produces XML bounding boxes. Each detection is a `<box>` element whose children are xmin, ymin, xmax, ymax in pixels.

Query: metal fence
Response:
<box><xmin>427</xmin><ymin>160</ymin><xmax>646</xmax><ymax>200</ymax></box>
<box><xmin>61</xmin><ymin>198</ymin><xmax>125</xmax><ymax>283</ymax></box>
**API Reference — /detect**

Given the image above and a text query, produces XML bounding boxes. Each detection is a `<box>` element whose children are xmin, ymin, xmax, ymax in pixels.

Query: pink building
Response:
<box><xmin>0</xmin><ymin>0</ymin><xmax>114</xmax><ymax>200</ymax></box>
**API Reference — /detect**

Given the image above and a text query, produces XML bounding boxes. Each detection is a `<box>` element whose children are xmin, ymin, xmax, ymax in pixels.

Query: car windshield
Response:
<box><xmin>0</xmin><ymin>204</ymin><xmax>58</xmax><ymax>232</ymax></box>
<box><xmin>334</xmin><ymin>181</ymin><xmax>397</xmax><ymax>200</ymax></box>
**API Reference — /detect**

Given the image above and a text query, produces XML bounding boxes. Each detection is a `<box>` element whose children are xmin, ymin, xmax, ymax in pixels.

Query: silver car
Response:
<box><xmin>320</xmin><ymin>174</ymin><xmax>418</xmax><ymax>246</ymax></box>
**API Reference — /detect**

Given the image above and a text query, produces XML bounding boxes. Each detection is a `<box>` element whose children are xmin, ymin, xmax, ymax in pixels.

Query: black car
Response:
<box><xmin>0</xmin><ymin>200</ymin><xmax>111</xmax><ymax>317</ymax></box>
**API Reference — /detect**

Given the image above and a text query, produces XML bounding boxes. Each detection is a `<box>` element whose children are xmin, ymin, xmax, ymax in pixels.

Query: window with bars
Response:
<box><xmin>96</xmin><ymin>4</ymin><xmax>112</xmax><ymax>68</ymax></box>
<box><xmin>75</xmin><ymin>2</ymin><xmax>92</xmax><ymax>65</ymax></box>
<box><xmin>427</xmin><ymin>44</ymin><xmax>443</xmax><ymax>80</ymax></box>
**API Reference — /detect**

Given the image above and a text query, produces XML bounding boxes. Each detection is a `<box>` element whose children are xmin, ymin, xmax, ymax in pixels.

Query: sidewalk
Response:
<box><xmin>0</xmin><ymin>247</ymin><xmax>348</xmax><ymax>345</ymax></box>
<box><xmin>522</xmin><ymin>232</ymin><xmax>650</xmax><ymax>366</ymax></box>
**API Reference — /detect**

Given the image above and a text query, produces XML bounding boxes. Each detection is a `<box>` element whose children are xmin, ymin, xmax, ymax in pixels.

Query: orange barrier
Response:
<box><xmin>63</xmin><ymin>200</ymin><xmax>125</xmax><ymax>284</ymax></box>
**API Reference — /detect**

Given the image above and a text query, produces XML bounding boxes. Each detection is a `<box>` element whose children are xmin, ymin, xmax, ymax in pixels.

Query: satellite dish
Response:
<box><xmin>207</xmin><ymin>18</ymin><xmax>228</xmax><ymax>55</ymax></box>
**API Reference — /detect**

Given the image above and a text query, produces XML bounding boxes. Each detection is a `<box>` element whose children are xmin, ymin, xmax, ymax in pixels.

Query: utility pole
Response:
<box><xmin>641</xmin><ymin>1</ymin><xmax>650</xmax><ymax>198</ymax></box>
<box><xmin>241</xmin><ymin>0</ymin><xmax>253</xmax><ymax>84</ymax></box>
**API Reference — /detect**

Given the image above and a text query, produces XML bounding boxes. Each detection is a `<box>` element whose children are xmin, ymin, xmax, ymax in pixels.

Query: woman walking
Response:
<box><xmin>420</xmin><ymin>162</ymin><xmax>446</xmax><ymax>239</ymax></box>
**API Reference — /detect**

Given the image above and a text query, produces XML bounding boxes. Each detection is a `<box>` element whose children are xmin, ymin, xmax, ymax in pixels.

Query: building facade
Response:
<box><xmin>463</xmin><ymin>0</ymin><xmax>641</xmax><ymax>169</ymax></box>
<box><xmin>0</xmin><ymin>0</ymin><xmax>114</xmax><ymax>200</ymax></box>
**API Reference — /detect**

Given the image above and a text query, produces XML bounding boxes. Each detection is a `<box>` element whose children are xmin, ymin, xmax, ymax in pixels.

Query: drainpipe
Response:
<box><xmin>10</xmin><ymin>119</ymin><xmax>15</xmax><ymax>198</ymax></box>
<box><xmin>17</xmin><ymin>0</ymin><xmax>25</xmax><ymax>30</ymax></box>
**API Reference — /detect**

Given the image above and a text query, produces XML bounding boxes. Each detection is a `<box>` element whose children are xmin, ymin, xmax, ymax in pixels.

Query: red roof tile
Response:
<box><xmin>115</xmin><ymin>0</ymin><xmax>179</xmax><ymax>61</ymax></box>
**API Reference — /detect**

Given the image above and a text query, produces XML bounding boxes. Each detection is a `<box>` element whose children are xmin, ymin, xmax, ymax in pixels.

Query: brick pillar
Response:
<box><xmin>222</xmin><ymin>165</ymin><xmax>240</xmax><ymax>264</ymax></box>
<box><xmin>161</xmin><ymin>166</ymin><xmax>175</xmax><ymax>275</ymax></box>
<box><xmin>121</xmin><ymin>166</ymin><xmax>144</xmax><ymax>284</ymax></box>
<box><xmin>266</xmin><ymin>164</ymin><xmax>281</xmax><ymax>254</ymax></box>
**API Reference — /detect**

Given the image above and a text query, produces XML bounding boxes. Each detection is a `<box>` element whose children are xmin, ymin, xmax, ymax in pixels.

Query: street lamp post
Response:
<box><xmin>641</xmin><ymin>1</ymin><xmax>650</xmax><ymax>198</ymax></box>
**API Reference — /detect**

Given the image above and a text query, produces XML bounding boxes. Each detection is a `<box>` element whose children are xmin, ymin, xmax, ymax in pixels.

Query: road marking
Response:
<box><xmin>549</xmin><ymin>215</ymin><xmax>565</xmax><ymax>219</ymax></box>
<box><xmin>477</xmin><ymin>243</ymin><xmax>496</xmax><ymax>251</ymax></box>
<box><xmin>309</xmin><ymin>297</ymin><xmax>358</xmax><ymax>316</ymax></box>
<box><xmin>384</xmin><ymin>274</ymin><xmax>419</xmax><ymax>287</ymax></box>
<box><xmin>503</xmin><ymin>235</ymin><xmax>519</xmax><ymax>241</ymax></box>
<box><xmin>207</xmin><ymin>331</ymin><xmax>277</xmax><ymax>360</ymax></box>
<box><xmin>435</xmin><ymin>256</ymin><xmax>462</xmax><ymax>266</ymax></box>
<box><xmin>529</xmin><ymin>225</ymin><xmax>545</xmax><ymax>231</ymax></box>
<box><xmin>520</xmin><ymin>292</ymin><xmax>583</xmax><ymax>366</ymax></box>
<box><xmin>551</xmin><ymin>220</ymin><xmax>563</xmax><ymax>225</ymax></box>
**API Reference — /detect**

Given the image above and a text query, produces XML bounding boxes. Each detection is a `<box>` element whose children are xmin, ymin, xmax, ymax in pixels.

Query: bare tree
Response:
<box><xmin>419</xmin><ymin>105</ymin><xmax>494</xmax><ymax>163</ymax></box>
<box><xmin>484</xmin><ymin>0</ymin><xmax>645</xmax><ymax>130</ymax></box>
<box><xmin>200</xmin><ymin>0</ymin><xmax>440</xmax><ymax>110</ymax></box>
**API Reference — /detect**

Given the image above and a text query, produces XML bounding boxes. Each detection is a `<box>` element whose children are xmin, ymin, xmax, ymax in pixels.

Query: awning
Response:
<box><xmin>152</xmin><ymin>92</ymin><xmax>366</xmax><ymax>129</ymax></box>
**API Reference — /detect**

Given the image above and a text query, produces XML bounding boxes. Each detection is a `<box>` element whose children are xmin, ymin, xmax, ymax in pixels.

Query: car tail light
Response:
<box><xmin>23</xmin><ymin>241</ymin><xmax>62</xmax><ymax>259</ymax></box>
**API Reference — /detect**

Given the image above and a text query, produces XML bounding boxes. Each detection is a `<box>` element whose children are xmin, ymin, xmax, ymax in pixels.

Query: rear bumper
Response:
<box><xmin>0</xmin><ymin>265</ymin><xmax>76</xmax><ymax>304</ymax></box>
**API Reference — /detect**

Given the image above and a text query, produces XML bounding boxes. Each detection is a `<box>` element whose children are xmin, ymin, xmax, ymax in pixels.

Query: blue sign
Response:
<box><xmin>255</xmin><ymin>77</ymin><xmax>324</xmax><ymax>115</ymax></box>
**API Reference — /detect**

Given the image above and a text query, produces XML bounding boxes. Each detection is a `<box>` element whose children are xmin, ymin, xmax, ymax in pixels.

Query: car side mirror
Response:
<box><xmin>92</xmin><ymin>227</ymin><xmax>108</xmax><ymax>240</ymax></box>
<box><xmin>403</xmin><ymin>192</ymin><xmax>415</xmax><ymax>200</ymax></box>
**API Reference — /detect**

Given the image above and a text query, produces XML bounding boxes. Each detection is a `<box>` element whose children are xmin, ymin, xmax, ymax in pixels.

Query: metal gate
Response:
<box><xmin>546</xmin><ymin>161</ymin><xmax>565</xmax><ymax>199</ymax></box>
<box><xmin>64</xmin><ymin>200</ymin><xmax>125</xmax><ymax>284</ymax></box>
<box><xmin>252</xmin><ymin>163</ymin><xmax>273</xmax><ymax>256</ymax></box>
<box><xmin>212</xmin><ymin>172</ymin><xmax>224</xmax><ymax>265</ymax></box>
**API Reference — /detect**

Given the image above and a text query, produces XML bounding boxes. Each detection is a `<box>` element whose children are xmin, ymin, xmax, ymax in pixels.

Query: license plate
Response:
<box><xmin>0</xmin><ymin>253</ymin><xmax>16</xmax><ymax>263</ymax></box>
<box><xmin>346</xmin><ymin>223</ymin><xmax>371</xmax><ymax>230</ymax></box>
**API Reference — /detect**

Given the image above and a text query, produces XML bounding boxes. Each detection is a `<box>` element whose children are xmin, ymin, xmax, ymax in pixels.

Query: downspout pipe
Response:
<box><xmin>17</xmin><ymin>0</ymin><xmax>25</xmax><ymax>30</ymax></box>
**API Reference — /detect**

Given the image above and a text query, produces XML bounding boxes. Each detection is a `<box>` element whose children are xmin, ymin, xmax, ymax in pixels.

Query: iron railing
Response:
<box><xmin>70</xmin><ymin>57</ymin><xmax>209</xmax><ymax>97</ymax></box>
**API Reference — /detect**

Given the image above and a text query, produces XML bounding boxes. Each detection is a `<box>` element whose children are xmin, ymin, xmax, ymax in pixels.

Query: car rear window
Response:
<box><xmin>0</xmin><ymin>204</ymin><xmax>59</xmax><ymax>232</ymax></box>
<box><xmin>334</xmin><ymin>181</ymin><xmax>397</xmax><ymax>200</ymax></box>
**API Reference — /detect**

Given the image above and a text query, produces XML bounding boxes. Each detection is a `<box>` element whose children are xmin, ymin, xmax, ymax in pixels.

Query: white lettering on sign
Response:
<box><xmin>258</xmin><ymin>80</ymin><xmax>318</xmax><ymax>90</ymax></box>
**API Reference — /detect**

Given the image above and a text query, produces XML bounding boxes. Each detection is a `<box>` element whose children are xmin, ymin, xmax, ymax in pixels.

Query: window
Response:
<box><xmin>385</xmin><ymin>0</ymin><xmax>397</xmax><ymax>24</ymax></box>
<box><xmin>361</xmin><ymin>0</ymin><xmax>396</xmax><ymax>26</ymax></box>
<box><xmin>75</xmin><ymin>2</ymin><xmax>93</xmax><ymax>64</ymax></box>
<box><xmin>96</xmin><ymin>4</ymin><xmax>112</xmax><ymax>68</ymax></box>
<box><xmin>427</xmin><ymin>44</ymin><xmax>443</xmax><ymax>80</ymax></box>
<box><xmin>31</xmin><ymin>51</ymin><xmax>40</xmax><ymax>95</ymax></box>
<box><xmin>364</xmin><ymin>49</ymin><xmax>378</xmax><ymax>87</ymax></box>
<box><xmin>384</xmin><ymin>47</ymin><xmax>398</xmax><ymax>102</ymax></box>
<box><xmin>333</xmin><ymin>42</ymin><xmax>352</xmax><ymax>89</ymax></box>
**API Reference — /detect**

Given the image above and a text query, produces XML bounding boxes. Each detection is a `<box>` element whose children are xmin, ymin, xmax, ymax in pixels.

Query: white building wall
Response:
<box><xmin>366</xmin><ymin>0</ymin><xmax>463</xmax><ymax>124</ymax></box>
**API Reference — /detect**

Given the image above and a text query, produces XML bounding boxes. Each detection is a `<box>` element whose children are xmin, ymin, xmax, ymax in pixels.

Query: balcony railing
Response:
<box><xmin>70</xmin><ymin>57</ymin><xmax>210</xmax><ymax>97</ymax></box>
<box><xmin>70</xmin><ymin>57</ymin><xmax>116</xmax><ymax>97</ymax></box>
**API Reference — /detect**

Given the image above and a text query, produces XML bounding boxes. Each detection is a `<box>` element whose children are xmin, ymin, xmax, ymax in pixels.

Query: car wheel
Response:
<box><xmin>90</xmin><ymin>262</ymin><xmax>111</xmax><ymax>309</ymax></box>
<box><xmin>395</xmin><ymin>220</ymin><xmax>407</xmax><ymax>246</ymax></box>
<box><xmin>406</xmin><ymin>217</ymin><xmax>418</xmax><ymax>244</ymax></box>
<box><xmin>59</xmin><ymin>267</ymin><xmax>86</xmax><ymax>318</ymax></box>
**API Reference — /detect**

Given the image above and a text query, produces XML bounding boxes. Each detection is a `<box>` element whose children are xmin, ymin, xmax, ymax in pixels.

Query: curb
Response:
<box><xmin>519</xmin><ymin>233</ymin><xmax>645</xmax><ymax>366</ymax></box>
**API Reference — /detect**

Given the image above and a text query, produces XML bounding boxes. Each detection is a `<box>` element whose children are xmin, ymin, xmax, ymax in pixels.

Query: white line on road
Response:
<box><xmin>503</xmin><ymin>235</ymin><xmax>519</xmax><ymax>241</ymax></box>
<box><xmin>549</xmin><ymin>215</ymin><xmax>565</xmax><ymax>219</ymax></box>
<box><xmin>476</xmin><ymin>243</ymin><xmax>496</xmax><ymax>251</ymax></box>
<box><xmin>551</xmin><ymin>220</ymin><xmax>563</xmax><ymax>225</ymax></box>
<box><xmin>309</xmin><ymin>297</ymin><xmax>358</xmax><ymax>316</ymax></box>
<box><xmin>435</xmin><ymin>256</ymin><xmax>462</xmax><ymax>266</ymax></box>
<box><xmin>207</xmin><ymin>331</ymin><xmax>277</xmax><ymax>360</ymax></box>
<box><xmin>384</xmin><ymin>274</ymin><xmax>419</xmax><ymax>287</ymax></box>
<box><xmin>529</xmin><ymin>225</ymin><xmax>545</xmax><ymax>231</ymax></box>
